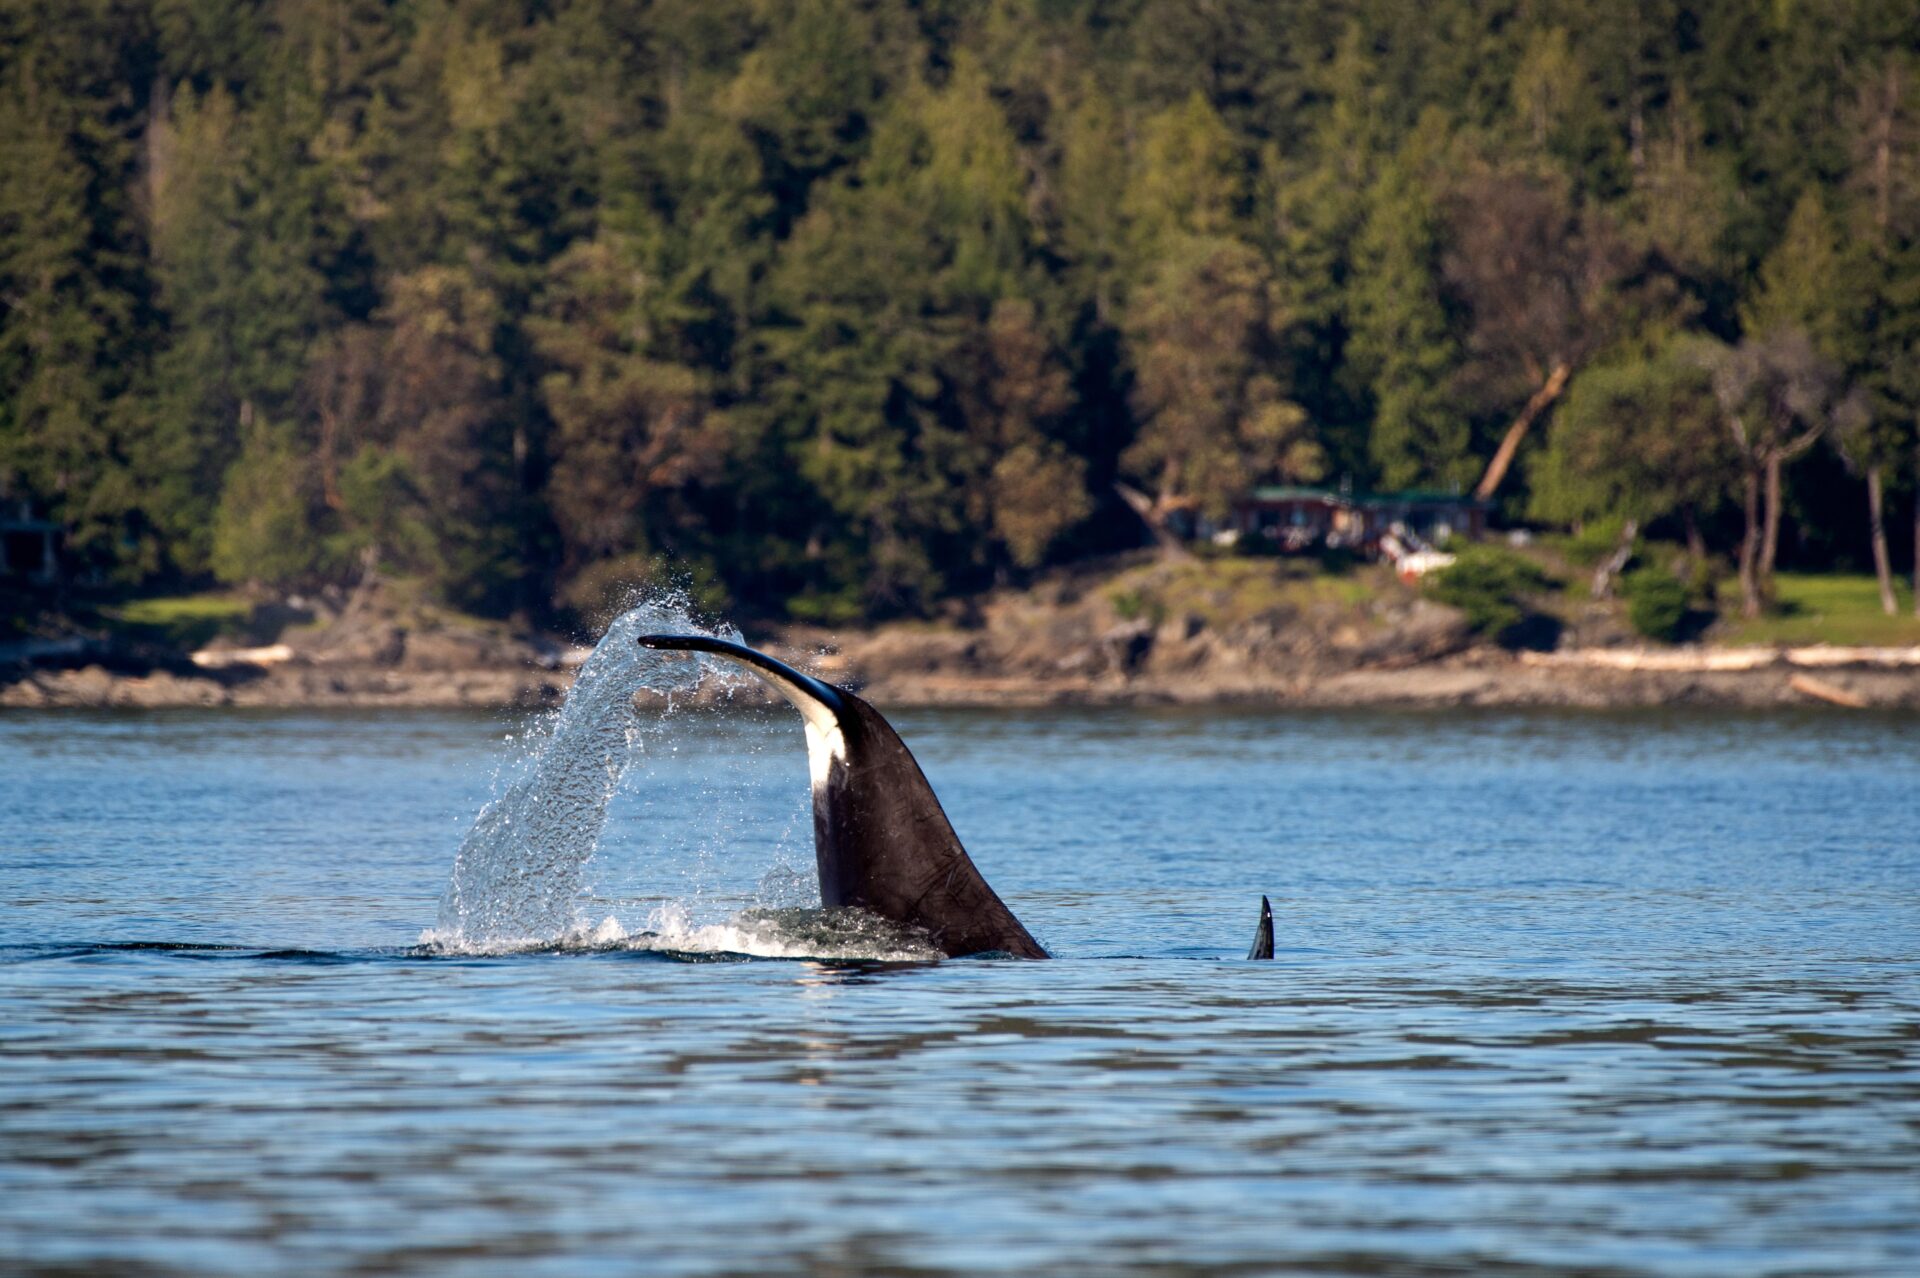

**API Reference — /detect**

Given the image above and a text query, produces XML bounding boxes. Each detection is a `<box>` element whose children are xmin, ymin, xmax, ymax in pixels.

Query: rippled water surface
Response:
<box><xmin>3</xmin><ymin>705</ymin><xmax>1918</xmax><ymax>1276</ymax></box>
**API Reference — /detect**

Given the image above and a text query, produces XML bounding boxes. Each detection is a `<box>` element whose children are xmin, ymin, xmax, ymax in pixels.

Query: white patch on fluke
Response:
<box><xmin>706</xmin><ymin>656</ymin><xmax>846</xmax><ymax>793</ymax></box>
<box><xmin>801</xmin><ymin>717</ymin><xmax>846</xmax><ymax>791</ymax></box>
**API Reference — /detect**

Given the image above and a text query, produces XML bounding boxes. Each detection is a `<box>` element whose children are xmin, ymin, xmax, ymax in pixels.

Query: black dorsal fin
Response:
<box><xmin>1247</xmin><ymin>895</ymin><xmax>1274</xmax><ymax>960</ymax></box>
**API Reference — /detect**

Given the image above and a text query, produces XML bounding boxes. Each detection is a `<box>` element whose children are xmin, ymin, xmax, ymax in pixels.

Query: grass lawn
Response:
<box><xmin>1103</xmin><ymin>553</ymin><xmax>1397</xmax><ymax>629</ymax></box>
<box><xmin>1715</xmin><ymin>573</ymin><xmax>1920</xmax><ymax>647</ymax></box>
<box><xmin>104</xmin><ymin>592</ymin><xmax>252</xmax><ymax>650</ymax></box>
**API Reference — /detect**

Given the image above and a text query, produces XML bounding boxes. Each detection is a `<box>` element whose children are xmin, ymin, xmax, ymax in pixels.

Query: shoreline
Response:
<box><xmin>7</xmin><ymin>643</ymin><xmax>1919</xmax><ymax>712</ymax></box>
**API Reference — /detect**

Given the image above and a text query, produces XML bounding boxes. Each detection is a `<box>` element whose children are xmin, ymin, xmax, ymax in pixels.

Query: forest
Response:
<box><xmin>4</xmin><ymin>0</ymin><xmax>1920</xmax><ymax>625</ymax></box>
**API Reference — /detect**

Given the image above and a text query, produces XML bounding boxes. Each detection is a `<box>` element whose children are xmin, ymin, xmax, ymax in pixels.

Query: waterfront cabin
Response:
<box><xmin>1233</xmin><ymin>486</ymin><xmax>1359</xmax><ymax>550</ymax></box>
<box><xmin>1352</xmin><ymin>490</ymin><xmax>1487</xmax><ymax>547</ymax></box>
<box><xmin>1230</xmin><ymin>486</ymin><xmax>1486</xmax><ymax>554</ymax></box>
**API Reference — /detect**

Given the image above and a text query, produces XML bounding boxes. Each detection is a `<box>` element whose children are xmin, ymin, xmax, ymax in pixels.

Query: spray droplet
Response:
<box><xmin>433</xmin><ymin>592</ymin><xmax>749</xmax><ymax>947</ymax></box>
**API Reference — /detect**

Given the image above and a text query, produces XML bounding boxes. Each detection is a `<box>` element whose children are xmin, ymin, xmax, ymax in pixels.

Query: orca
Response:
<box><xmin>1247</xmin><ymin>895</ymin><xmax>1274</xmax><ymax>960</ymax></box>
<box><xmin>636</xmin><ymin>634</ymin><xmax>1049</xmax><ymax>959</ymax></box>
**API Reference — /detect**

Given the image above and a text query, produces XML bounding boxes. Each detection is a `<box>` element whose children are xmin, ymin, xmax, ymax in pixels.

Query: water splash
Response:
<box><xmin>423</xmin><ymin>592</ymin><xmax>934</xmax><ymax>961</ymax></box>
<box><xmin>430</xmin><ymin>594</ymin><xmax>748</xmax><ymax>947</ymax></box>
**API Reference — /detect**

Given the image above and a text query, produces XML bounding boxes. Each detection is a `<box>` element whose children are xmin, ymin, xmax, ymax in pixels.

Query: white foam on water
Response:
<box><xmin>421</xmin><ymin>901</ymin><xmax>942</xmax><ymax>963</ymax></box>
<box><xmin>431</xmin><ymin>591</ymin><xmax>755</xmax><ymax>947</ymax></box>
<box><xmin>625</xmin><ymin>901</ymin><xmax>943</xmax><ymax>961</ymax></box>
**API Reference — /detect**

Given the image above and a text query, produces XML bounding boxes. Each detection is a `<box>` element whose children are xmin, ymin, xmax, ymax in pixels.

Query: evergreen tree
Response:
<box><xmin>1054</xmin><ymin>81</ymin><xmax>1128</xmax><ymax>320</ymax></box>
<box><xmin>1266</xmin><ymin>24</ymin><xmax>1393</xmax><ymax>480</ymax></box>
<box><xmin>1121</xmin><ymin>236</ymin><xmax>1322</xmax><ymax>541</ymax></box>
<box><xmin>755</xmin><ymin>57</ymin><xmax>1069</xmax><ymax>614</ymax></box>
<box><xmin>720</xmin><ymin>0</ymin><xmax>883</xmax><ymax>234</ymax></box>
<box><xmin>0</xmin><ymin>69</ymin><xmax>142</xmax><ymax>571</ymax></box>
<box><xmin>1122</xmin><ymin>92</ymin><xmax>1241</xmax><ymax>263</ymax></box>
<box><xmin>146</xmin><ymin>80</ymin><xmax>330</xmax><ymax>576</ymax></box>
<box><xmin>3</xmin><ymin>0</ymin><xmax>1914</xmax><ymax>619</ymax></box>
<box><xmin>529</xmin><ymin>233</ymin><xmax>728</xmax><ymax>581</ymax></box>
<box><xmin>0</xmin><ymin>0</ymin><xmax>154</xmax><ymax>576</ymax></box>
<box><xmin>1741</xmin><ymin>190</ymin><xmax>1852</xmax><ymax>356</ymax></box>
<box><xmin>1347</xmin><ymin>134</ymin><xmax>1467</xmax><ymax>491</ymax></box>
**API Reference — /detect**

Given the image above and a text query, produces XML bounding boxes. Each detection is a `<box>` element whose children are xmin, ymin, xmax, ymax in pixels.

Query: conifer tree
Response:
<box><xmin>529</xmin><ymin>234</ymin><xmax>728</xmax><ymax>581</ymax></box>
<box><xmin>1122</xmin><ymin>92</ymin><xmax>1240</xmax><ymax>263</ymax></box>
<box><xmin>0</xmin><ymin>2</ymin><xmax>153</xmax><ymax>575</ymax></box>
<box><xmin>756</xmin><ymin>59</ymin><xmax>1060</xmax><ymax>614</ymax></box>
<box><xmin>1347</xmin><ymin>139</ymin><xmax>1466</xmax><ymax>492</ymax></box>
<box><xmin>0</xmin><ymin>72</ymin><xmax>139</xmax><ymax>570</ymax></box>
<box><xmin>2</xmin><ymin>0</ymin><xmax>1913</xmax><ymax>619</ymax></box>
<box><xmin>147</xmin><ymin>80</ymin><xmax>330</xmax><ymax>578</ymax></box>
<box><xmin>1741</xmin><ymin>191</ymin><xmax>1851</xmax><ymax>358</ymax></box>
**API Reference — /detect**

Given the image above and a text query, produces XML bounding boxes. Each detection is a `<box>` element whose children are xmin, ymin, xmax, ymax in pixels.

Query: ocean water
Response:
<box><xmin>2</xmin><ymin>700</ymin><xmax>1918</xmax><ymax>1276</ymax></box>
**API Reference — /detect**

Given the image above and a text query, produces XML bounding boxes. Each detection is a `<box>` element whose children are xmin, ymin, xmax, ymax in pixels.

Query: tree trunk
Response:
<box><xmin>1473</xmin><ymin>361</ymin><xmax>1572</xmax><ymax>502</ymax></box>
<box><xmin>317</xmin><ymin>408</ymin><xmax>344</xmax><ymax>511</ymax></box>
<box><xmin>1590</xmin><ymin>518</ymin><xmax>1639</xmax><ymax>601</ymax></box>
<box><xmin>1867</xmin><ymin>467</ymin><xmax>1897</xmax><ymax>615</ymax></box>
<box><xmin>1758</xmin><ymin>451</ymin><xmax>1784</xmax><ymax>599</ymax></box>
<box><xmin>1913</xmin><ymin>443</ymin><xmax>1920</xmax><ymax>618</ymax></box>
<box><xmin>1739</xmin><ymin>468</ymin><xmax>1763</xmax><ymax>619</ymax></box>
<box><xmin>1113</xmin><ymin>482</ymin><xmax>1192</xmax><ymax>560</ymax></box>
<box><xmin>1682</xmin><ymin>504</ymin><xmax>1707</xmax><ymax>564</ymax></box>
<box><xmin>1874</xmin><ymin>62</ymin><xmax>1898</xmax><ymax>235</ymax></box>
<box><xmin>1681</xmin><ymin>505</ymin><xmax>1712</xmax><ymax>604</ymax></box>
<box><xmin>511</xmin><ymin>421</ymin><xmax>532</xmax><ymax>622</ymax></box>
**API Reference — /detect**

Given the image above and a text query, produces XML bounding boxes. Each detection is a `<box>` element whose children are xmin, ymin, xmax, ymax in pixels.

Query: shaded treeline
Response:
<box><xmin>4</xmin><ymin>0</ymin><xmax>1920</xmax><ymax>623</ymax></box>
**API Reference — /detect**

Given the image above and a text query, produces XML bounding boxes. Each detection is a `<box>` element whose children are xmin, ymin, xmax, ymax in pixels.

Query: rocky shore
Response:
<box><xmin>8</xmin><ymin>641</ymin><xmax>1919</xmax><ymax>712</ymax></box>
<box><xmin>8</xmin><ymin>562</ymin><xmax>1919</xmax><ymax>713</ymax></box>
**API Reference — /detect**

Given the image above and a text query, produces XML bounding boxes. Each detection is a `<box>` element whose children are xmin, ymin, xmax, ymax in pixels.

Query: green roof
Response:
<box><xmin>1371</xmin><ymin>488</ymin><xmax>1481</xmax><ymax>505</ymax></box>
<box><xmin>1246</xmin><ymin>485</ymin><xmax>1344</xmax><ymax>502</ymax></box>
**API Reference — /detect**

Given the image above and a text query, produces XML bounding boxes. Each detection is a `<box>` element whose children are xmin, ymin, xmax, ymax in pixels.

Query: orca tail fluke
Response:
<box><xmin>634</xmin><ymin>632</ymin><xmax>1049</xmax><ymax>960</ymax></box>
<box><xmin>1247</xmin><ymin>895</ymin><xmax>1274</xmax><ymax>960</ymax></box>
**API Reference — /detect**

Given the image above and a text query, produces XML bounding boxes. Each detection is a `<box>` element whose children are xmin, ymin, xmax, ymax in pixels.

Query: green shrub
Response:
<box><xmin>1561</xmin><ymin>516</ymin><xmax>1635</xmax><ymax>568</ymax></box>
<box><xmin>1426</xmin><ymin>547</ymin><xmax>1555</xmax><ymax>640</ymax></box>
<box><xmin>1623</xmin><ymin>568</ymin><xmax>1689</xmax><ymax>641</ymax></box>
<box><xmin>787</xmin><ymin>584</ymin><xmax>865</xmax><ymax>626</ymax></box>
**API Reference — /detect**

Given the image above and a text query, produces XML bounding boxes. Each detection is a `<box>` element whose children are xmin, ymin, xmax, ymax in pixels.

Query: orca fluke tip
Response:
<box><xmin>635</xmin><ymin>633</ymin><xmax>703</xmax><ymax>650</ymax></box>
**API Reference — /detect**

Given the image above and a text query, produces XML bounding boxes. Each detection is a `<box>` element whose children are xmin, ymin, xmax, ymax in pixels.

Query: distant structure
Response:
<box><xmin>1194</xmin><ymin>485</ymin><xmax>1489</xmax><ymax>580</ymax></box>
<box><xmin>1230</xmin><ymin>485</ymin><xmax>1486</xmax><ymax>552</ymax></box>
<box><xmin>1</xmin><ymin>501</ymin><xmax>61</xmax><ymax>585</ymax></box>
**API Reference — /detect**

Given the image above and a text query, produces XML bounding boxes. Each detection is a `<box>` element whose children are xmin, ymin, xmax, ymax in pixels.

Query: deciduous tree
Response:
<box><xmin>1532</xmin><ymin>344</ymin><xmax>1731</xmax><ymax>568</ymax></box>
<box><xmin>1695</xmin><ymin>330</ymin><xmax>1849</xmax><ymax>617</ymax></box>
<box><xmin>1443</xmin><ymin>168</ymin><xmax>1634</xmax><ymax>503</ymax></box>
